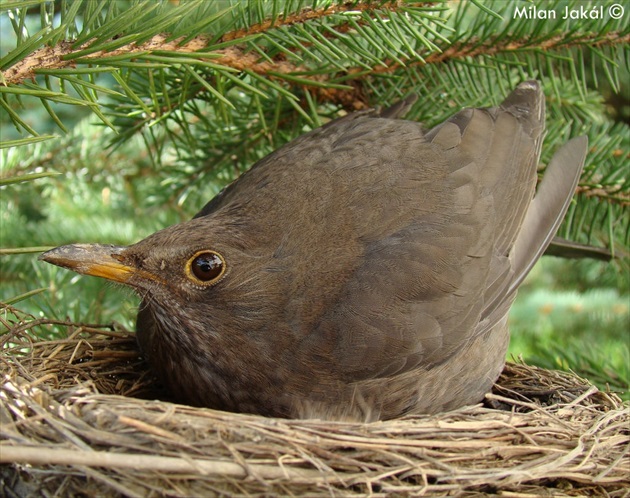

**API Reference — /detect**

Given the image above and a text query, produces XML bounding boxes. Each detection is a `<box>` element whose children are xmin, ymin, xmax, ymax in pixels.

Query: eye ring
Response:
<box><xmin>185</xmin><ymin>250</ymin><xmax>226</xmax><ymax>286</ymax></box>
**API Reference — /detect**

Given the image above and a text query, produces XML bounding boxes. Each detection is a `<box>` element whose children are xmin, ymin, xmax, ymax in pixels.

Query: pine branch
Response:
<box><xmin>2</xmin><ymin>1</ymin><xmax>627</xmax><ymax>111</ymax></box>
<box><xmin>221</xmin><ymin>0</ymin><xmax>403</xmax><ymax>41</ymax></box>
<box><xmin>578</xmin><ymin>181</ymin><xmax>629</xmax><ymax>206</ymax></box>
<box><xmin>1</xmin><ymin>0</ymin><xmax>628</xmax><ymax>257</ymax></box>
<box><xmin>374</xmin><ymin>31</ymin><xmax>629</xmax><ymax>74</ymax></box>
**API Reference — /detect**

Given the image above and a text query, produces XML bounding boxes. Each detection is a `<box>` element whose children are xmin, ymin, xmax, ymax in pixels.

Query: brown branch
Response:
<box><xmin>367</xmin><ymin>30</ymin><xmax>630</xmax><ymax>75</ymax></box>
<box><xmin>0</xmin><ymin>34</ymin><xmax>309</xmax><ymax>87</ymax></box>
<box><xmin>576</xmin><ymin>184</ymin><xmax>630</xmax><ymax>206</ymax></box>
<box><xmin>221</xmin><ymin>0</ymin><xmax>405</xmax><ymax>42</ymax></box>
<box><xmin>574</xmin><ymin>146</ymin><xmax>630</xmax><ymax>206</ymax></box>
<box><xmin>1</xmin><ymin>1</ymin><xmax>416</xmax><ymax>87</ymax></box>
<box><xmin>2</xmin><ymin>34</ymin><xmax>202</xmax><ymax>86</ymax></box>
<box><xmin>4</xmin><ymin>27</ymin><xmax>628</xmax><ymax>87</ymax></box>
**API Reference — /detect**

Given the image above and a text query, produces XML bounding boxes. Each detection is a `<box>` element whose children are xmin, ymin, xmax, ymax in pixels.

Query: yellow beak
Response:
<box><xmin>39</xmin><ymin>244</ymin><xmax>136</xmax><ymax>284</ymax></box>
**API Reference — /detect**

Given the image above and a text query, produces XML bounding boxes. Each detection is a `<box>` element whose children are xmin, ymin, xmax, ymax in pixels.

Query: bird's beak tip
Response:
<box><xmin>39</xmin><ymin>243</ymin><xmax>133</xmax><ymax>284</ymax></box>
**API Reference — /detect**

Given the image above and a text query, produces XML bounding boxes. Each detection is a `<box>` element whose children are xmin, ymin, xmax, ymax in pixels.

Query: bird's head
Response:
<box><xmin>39</xmin><ymin>213</ymin><xmax>291</xmax><ymax>340</ymax></box>
<box><xmin>41</xmin><ymin>218</ymin><xmax>232</xmax><ymax>299</ymax></box>
<box><xmin>39</xmin><ymin>213</ymin><xmax>300</xmax><ymax>410</ymax></box>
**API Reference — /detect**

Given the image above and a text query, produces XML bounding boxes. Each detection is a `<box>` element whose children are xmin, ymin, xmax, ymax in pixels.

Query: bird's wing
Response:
<box><xmin>296</xmin><ymin>82</ymin><xmax>585</xmax><ymax>382</ymax></box>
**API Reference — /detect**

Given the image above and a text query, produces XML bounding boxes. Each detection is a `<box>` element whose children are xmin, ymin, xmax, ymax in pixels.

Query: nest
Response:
<box><xmin>1</xmin><ymin>311</ymin><xmax>628</xmax><ymax>497</ymax></box>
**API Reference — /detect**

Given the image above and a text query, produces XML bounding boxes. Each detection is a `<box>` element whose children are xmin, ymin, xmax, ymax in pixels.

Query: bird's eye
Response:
<box><xmin>185</xmin><ymin>251</ymin><xmax>226</xmax><ymax>286</ymax></box>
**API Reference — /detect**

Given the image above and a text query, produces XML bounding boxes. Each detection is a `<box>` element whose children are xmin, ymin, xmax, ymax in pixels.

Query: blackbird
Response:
<box><xmin>40</xmin><ymin>81</ymin><xmax>587</xmax><ymax>421</ymax></box>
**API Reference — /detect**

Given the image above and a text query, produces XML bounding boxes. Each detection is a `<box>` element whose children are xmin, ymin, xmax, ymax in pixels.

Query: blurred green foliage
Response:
<box><xmin>510</xmin><ymin>258</ymin><xmax>628</xmax><ymax>397</ymax></box>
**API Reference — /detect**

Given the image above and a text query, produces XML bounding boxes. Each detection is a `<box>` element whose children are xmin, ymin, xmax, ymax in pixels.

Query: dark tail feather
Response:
<box><xmin>510</xmin><ymin>136</ymin><xmax>588</xmax><ymax>293</ymax></box>
<box><xmin>545</xmin><ymin>237</ymin><xmax>613</xmax><ymax>262</ymax></box>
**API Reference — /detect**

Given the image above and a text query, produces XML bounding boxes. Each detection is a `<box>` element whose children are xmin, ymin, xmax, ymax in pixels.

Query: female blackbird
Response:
<box><xmin>40</xmin><ymin>81</ymin><xmax>587</xmax><ymax>421</ymax></box>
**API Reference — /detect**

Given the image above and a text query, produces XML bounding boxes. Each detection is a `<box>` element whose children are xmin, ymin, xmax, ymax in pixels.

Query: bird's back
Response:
<box><xmin>142</xmin><ymin>82</ymin><xmax>586</xmax><ymax>420</ymax></box>
<box><xmin>254</xmin><ymin>81</ymin><xmax>583</xmax><ymax>420</ymax></box>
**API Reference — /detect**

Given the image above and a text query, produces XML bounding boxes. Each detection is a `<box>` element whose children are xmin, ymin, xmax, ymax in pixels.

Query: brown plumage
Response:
<box><xmin>40</xmin><ymin>81</ymin><xmax>587</xmax><ymax>421</ymax></box>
